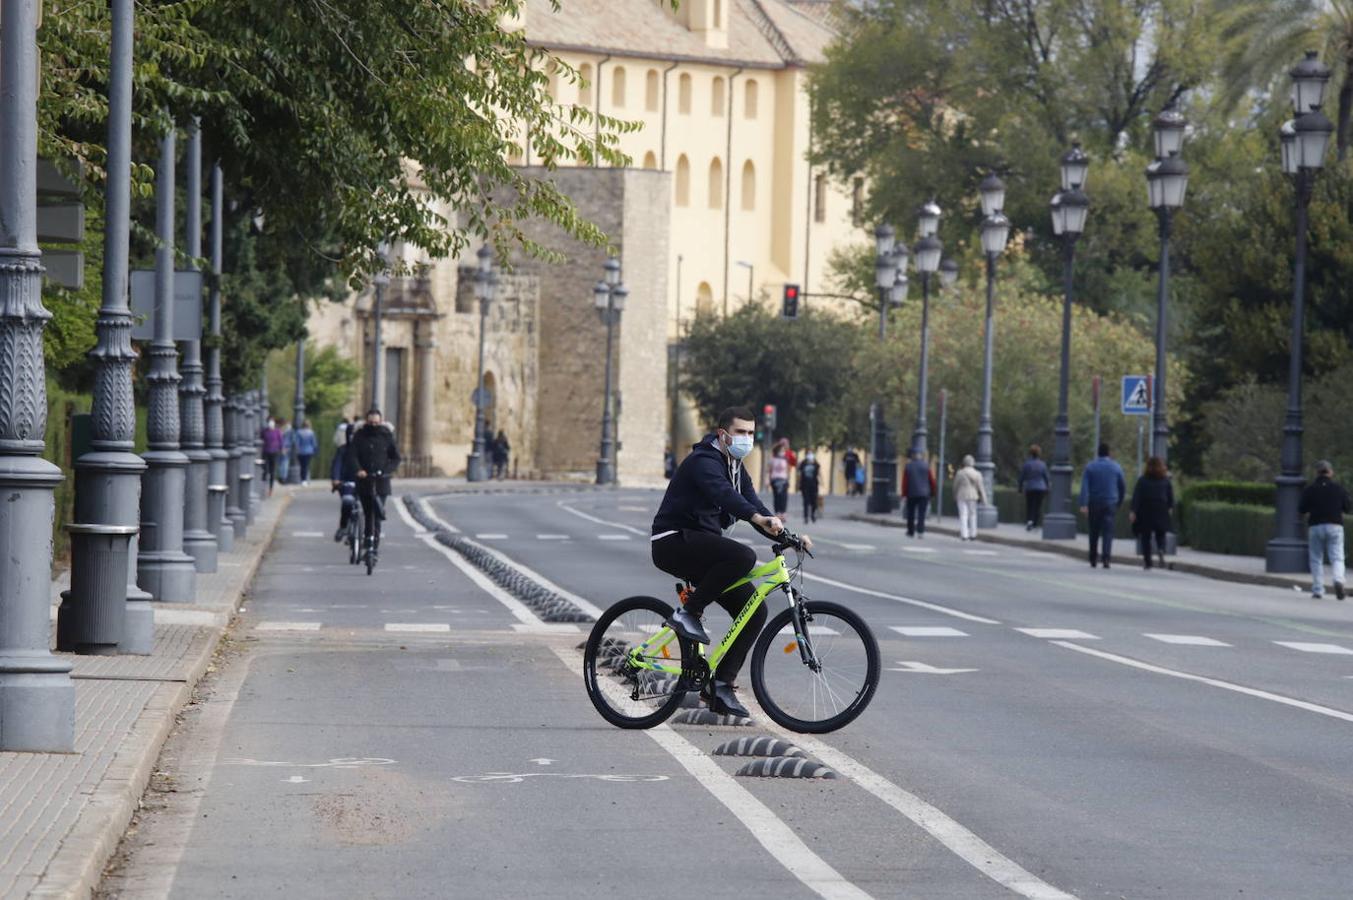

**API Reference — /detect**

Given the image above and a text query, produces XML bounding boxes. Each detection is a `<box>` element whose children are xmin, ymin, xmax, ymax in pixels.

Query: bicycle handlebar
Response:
<box><xmin>771</xmin><ymin>528</ymin><xmax>812</xmax><ymax>558</ymax></box>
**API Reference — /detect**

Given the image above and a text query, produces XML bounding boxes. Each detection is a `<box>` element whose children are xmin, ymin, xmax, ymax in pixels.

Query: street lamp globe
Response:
<box><xmin>1146</xmin><ymin>152</ymin><xmax>1189</xmax><ymax>210</ymax></box>
<box><xmin>978</xmin><ymin>173</ymin><xmax>1006</xmax><ymax>218</ymax></box>
<box><xmin>1152</xmin><ymin>103</ymin><xmax>1188</xmax><ymax>159</ymax></box>
<box><xmin>476</xmin><ymin>242</ymin><xmax>493</xmax><ymax>275</ymax></box>
<box><xmin>1280</xmin><ymin>119</ymin><xmax>1300</xmax><ymax>175</ymax></box>
<box><xmin>1060</xmin><ymin>142</ymin><xmax>1090</xmax><ymax>190</ymax></box>
<box><xmin>1290</xmin><ymin>50</ymin><xmax>1332</xmax><ymax>114</ymax></box>
<box><xmin>593</xmin><ymin>280</ymin><xmax>609</xmax><ymax>309</ymax></box>
<box><xmin>892</xmin><ymin>240</ymin><xmax>910</xmax><ymax>275</ymax></box>
<box><xmin>981</xmin><ymin>212</ymin><xmax>1011</xmax><ymax>256</ymax></box>
<box><xmin>1059</xmin><ymin>187</ymin><xmax>1090</xmax><ymax>235</ymax></box>
<box><xmin>1049</xmin><ymin>191</ymin><xmax>1066</xmax><ymax>236</ymax></box>
<box><xmin>918</xmin><ymin>201</ymin><xmax>942</xmax><ymax>238</ymax></box>
<box><xmin>604</xmin><ymin>255</ymin><xmax>621</xmax><ymax>287</ymax></box>
<box><xmin>939</xmin><ymin>257</ymin><xmax>959</xmax><ymax>288</ymax></box>
<box><xmin>890</xmin><ymin>268</ymin><xmax>908</xmax><ymax>306</ymax></box>
<box><xmin>874</xmin><ymin>223</ymin><xmax>896</xmax><ymax>258</ymax></box>
<box><xmin>875</xmin><ymin>249</ymin><xmax>897</xmax><ymax>289</ymax></box>
<box><xmin>1294</xmin><ymin>106</ymin><xmax>1335</xmax><ymax>170</ymax></box>
<box><xmin>485</xmin><ymin>270</ymin><xmax>499</xmax><ymax>303</ymax></box>
<box><xmin>914</xmin><ymin>235</ymin><xmax>942</xmax><ymax>273</ymax></box>
<box><xmin>611</xmin><ymin>282</ymin><xmax>629</xmax><ymax>311</ymax></box>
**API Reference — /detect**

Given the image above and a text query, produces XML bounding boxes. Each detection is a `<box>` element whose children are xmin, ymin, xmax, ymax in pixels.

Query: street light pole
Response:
<box><xmin>1268</xmin><ymin>51</ymin><xmax>1334</xmax><ymax>573</ymax></box>
<box><xmin>911</xmin><ymin>203</ymin><xmax>942</xmax><ymax>457</ymax></box>
<box><xmin>0</xmin><ymin>0</ymin><xmax>76</xmax><ymax>750</ymax></box>
<box><xmin>594</xmin><ymin>257</ymin><xmax>627</xmax><ymax>486</ymax></box>
<box><xmin>291</xmin><ymin>338</ymin><xmax>305</xmax><ymax>482</ymax></box>
<box><xmin>467</xmin><ymin>244</ymin><xmax>496</xmax><ymax>482</ymax></box>
<box><xmin>1043</xmin><ymin>144</ymin><xmax>1091</xmax><ymax>541</ymax></box>
<box><xmin>180</xmin><ymin>121</ymin><xmax>216</xmax><ymax>572</ymax></box>
<box><xmin>369</xmin><ymin>245</ymin><xmax>389</xmax><ymax>413</ymax></box>
<box><xmin>975</xmin><ymin>174</ymin><xmax>1010</xmax><ymax>529</ymax></box>
<box><xmin>866</xmin><ymin>225</ymin><xmax>897</xmax><ymax>514</ymax></box>
<box><xmin>1146</xmin><ymin>103</ymin><xmax>1189</xmax><ymax>465</ymax></box>
<box><xmin>206</xmin><ymin>163</ymin><xmax>233</xmax><ymax>552</ymax></box>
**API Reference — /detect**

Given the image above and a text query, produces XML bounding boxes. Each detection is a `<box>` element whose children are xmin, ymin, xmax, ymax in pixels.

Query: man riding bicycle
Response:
<box><xmin>331</xmin><ymin>422</ymin><xmax>359</xmax><ymax>542</ymax></box>
<box><xmin>350</xmin><ymin>408</ymin><xmax>401</xmax><ymax>555</ymax></box>
<box><xmin>651</xmin><ymin>405</ymin><xmax>813</xmax><ymax>718</ymax></box>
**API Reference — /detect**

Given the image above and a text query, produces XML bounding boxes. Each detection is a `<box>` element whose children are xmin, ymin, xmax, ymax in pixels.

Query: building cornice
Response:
<box><xmin>526</xmin><ymin>39</ymin><xmax>802</xmax><ymax>73</ymax></box>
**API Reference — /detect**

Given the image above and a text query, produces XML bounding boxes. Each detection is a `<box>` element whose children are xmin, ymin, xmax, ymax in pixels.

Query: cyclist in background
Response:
<box><xmin>331</xmin><ymin>422</ymin><xmax>358</xmax><ymax>542</ymax></box>
<box><xmin>351</xmin><ymin>408</ymin><xmax>401</xmax><ymax>554</ymax></box>
<box><xmin>650</xmin><ymin>405</ymin><xmax>811</xmax><ymax>718</ymax></box>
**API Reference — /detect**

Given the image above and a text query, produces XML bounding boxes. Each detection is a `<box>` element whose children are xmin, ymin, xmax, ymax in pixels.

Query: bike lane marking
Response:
<box><xmin>803</xmin><ymin>573</ymin><xmax>1001</xmax><ymax>625</ymax></box>
<box><xmin>551</xmin><ymin>647</ymin><xmax>872</xmax><ymax>900</ymax></box>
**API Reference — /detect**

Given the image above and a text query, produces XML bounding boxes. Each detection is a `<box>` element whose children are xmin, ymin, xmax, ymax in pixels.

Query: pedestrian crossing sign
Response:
<box><xmin>1121</xmin><ymin>375</ymin><xmax>1150</xmax><ymax>415</ymax></box>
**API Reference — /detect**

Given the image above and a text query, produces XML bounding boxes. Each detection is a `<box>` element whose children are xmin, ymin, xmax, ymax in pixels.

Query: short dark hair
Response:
<box><xmin>716</xmin><ymin>406</ymin><xmax>755</xmax><ymax>430</ymax></box>
<box><xmin>1098</xmin><ymin>442</ymin><xmax>1111</xmax><ymax>457</ymax></box>
<box><xmin>1029</xmin><ymin>444</ymin><xmax>1041</xmax><ymax>459</ymax></box>
<box><xmin>366</xmin><ymin>407</ymin><xmax>382</xmax><ymax>417</ymax></box>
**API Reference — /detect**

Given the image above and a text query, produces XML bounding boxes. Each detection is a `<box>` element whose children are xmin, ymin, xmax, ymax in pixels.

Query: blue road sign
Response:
<box><xmin>1121</xmin><ymin>375</ymin><xmax>1150</xmax><ymax>415</ymax></box>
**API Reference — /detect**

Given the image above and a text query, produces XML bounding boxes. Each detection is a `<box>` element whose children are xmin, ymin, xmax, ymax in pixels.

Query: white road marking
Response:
<box><xmin>962</xmin><ymin>549</ymin><xmax>999</xmax><ymax>556</ymax></box>
<box><xmin>256</xmin><ymin>621</ymin><xmax>322</xmax><ymax>632</ymax></box>
<box><xmin>1052</xmin><ymin>641</ymin><xmax>1353</xmax><ymax>725</ymax></box>
<box><xmin>887</xmin><ymin>661</ymin><xmax>980</xmax><ymax>674</ymax></box>
<box><xmin>385</xmin><ymin>623</ymin><xmax>451</xmax><ymax>633</ymax></box>
<box><xmin>809</xmin><ymin>536</ymin><xmax>875</xmax><ymax>552</ymax></box>
<box><xmin>557</xmin><ymin>500</ymin><xmax>647</xmax><ymax>535</ymax></box>
<box><xmin>901</xmin><ymin>545</ymin><xmax>937</xmax><ymax>553</ymax></box>
<box><xmin>1144</xmin><ymin>634</ymin><xmax>1231</xmax><ymax>647</ymax></box>
<box><xmin>391</xmin><ymin>492</ymin><xmax>430</xmax><ymax>535</ymax></box>
<box><xmin>804</xmin><ymin>573</ymin><xmax>1001</xmax><ymax>625</ymax></box>
<box><xmin>537</xmin><ymin>534</ymin><xmax>571</xmax><ymax>540</ymax></box>
<box><xmin>291</xmin><ymin>530</ymin><xmax>325</xmax><ymax>537</ymax></box>
<box><xmin>510</xmin><ymin>622</ymin><xmax>581</xmax><ymax>634</ymax></box>
<box><xmin>456</xmin><ymin>537</ymin><xmax>606</xmax><ymax>619</ymax></box>
<box><xmin>529</xmin><ymin>758</ymin><xmax>556</xmax><ymax>765</ymax></box>
<box><xmin>1016</xmin><ymin>628</ymin><xmax>1100</xmax><ymax>640</ymax></box>
<box><xmin>598</xmin><ymin>534</ymin><xmax>632</xmax><ymax>541</ymax></box>
<box><xmin>890</xmin><ymin>626</ymin><xmax>969</xmax><ymax>637</ymax></box>
<box><xmin>551</xmin><ymin>647</ymin><xmax>871</xmax><ymax>900</ymax></box>
<box><xmin>284</xmin><ymin>775</ymin><xmax>309</xmax><ymax>784</ymax></box>
<box><xmin>475</xmin><ymin>533</ymin><xmax>508</xmax><ymax>540</ymax></box>
<box><xmin>1274</xmin><ymin>641</ymin><xmax>1353</xmax><ymax>655</ymax></box>
<box><xmin>618</xmin><ymin>505</ymin><xmax>649</xmax><ymax>513</ymax></box>
<box><xmin>414</xmin><ymin>533</ymin><xmax>550</xmax><ymax>628</ymax></box>
<box><xmin>841</xmin><ymin>543</ymin><xmax>876</xmax><ymax>552</ymax></box>
<box><xmin>415</xmin><ymin>496</ymin><xmax>460</xmax><ymax>533</ymax></box>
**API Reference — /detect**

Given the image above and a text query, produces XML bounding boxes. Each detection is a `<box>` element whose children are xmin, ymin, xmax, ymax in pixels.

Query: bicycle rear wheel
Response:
<box><xmin>751</xmin><ymin>598</ymin><xmax>879</xmax><ymax>733</ymax></box>
<box><xmin>583</xmin><ymin>596</ymin><xmax>693</xmax><ymax>730</ymax></box>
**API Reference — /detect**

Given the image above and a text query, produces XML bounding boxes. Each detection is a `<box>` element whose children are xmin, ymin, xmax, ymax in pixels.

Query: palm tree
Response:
<box><xmin>1215</xmin><ymin>0</ymin><xmax>1353</xmax><ymax>160</ymax></box>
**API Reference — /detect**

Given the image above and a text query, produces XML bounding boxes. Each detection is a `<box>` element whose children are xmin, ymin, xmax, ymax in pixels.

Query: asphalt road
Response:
<box><xmin>101</xmin><ymin>484</ymin><xmax>1353</xmax><ymax>899</ymax></box>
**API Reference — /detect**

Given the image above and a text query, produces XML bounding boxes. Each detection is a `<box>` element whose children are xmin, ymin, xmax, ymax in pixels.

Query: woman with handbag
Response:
<box><xmin>1130</xmin><ymin>456</ymin><xmax>1174</xmax><ymax>570</ymax></box>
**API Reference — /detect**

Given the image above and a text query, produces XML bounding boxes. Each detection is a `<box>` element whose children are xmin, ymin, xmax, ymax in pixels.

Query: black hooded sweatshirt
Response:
<box><xmin>652</xmin><ymin>434</ymin><xmax>772</xmax><ymax>536</ymax></box>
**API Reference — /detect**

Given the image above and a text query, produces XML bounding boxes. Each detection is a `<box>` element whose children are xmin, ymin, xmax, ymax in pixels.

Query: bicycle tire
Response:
<box><xmin>347</xmin><ymin>519</ymin><xmax>360</xmax><ymax>565</ymax></box>
<box><xmin>583</xmin><ymin>596</ymin><xmax>691</xmax><ymax>730</ymax></box>
<box><xmin>751</xmin><ymin>599</ymin><xmax>880</xmax><ymax>734</ymax></box>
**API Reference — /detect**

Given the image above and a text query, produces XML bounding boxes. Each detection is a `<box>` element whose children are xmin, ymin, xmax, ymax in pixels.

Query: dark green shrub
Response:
<box><xmin>1181</xmin><ymin>501</ymin><xmax>1275</xmax><ymax>557</ymax></box>
<box><xmin>1179</xmin><ymin>481</ymin><xmax>1274</xmax><ymax>508</ymax></box>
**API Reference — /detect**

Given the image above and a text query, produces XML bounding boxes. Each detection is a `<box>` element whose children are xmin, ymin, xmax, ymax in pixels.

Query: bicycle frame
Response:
<box><xmin>628</xmin><ymin>553</ymin><xmax>797</xmax><ymax>680</ymax></box>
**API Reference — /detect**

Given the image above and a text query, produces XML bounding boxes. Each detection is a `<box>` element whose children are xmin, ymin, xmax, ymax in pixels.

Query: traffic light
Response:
<box><xmin>781</xmin><ymin>283</ymin><xmax>800</xmax><ymax>319</ymax></box>
<box><xmin>763</xmin><ymin>403</ymin><xmax>777</xmax><ymax>431</ymax></box>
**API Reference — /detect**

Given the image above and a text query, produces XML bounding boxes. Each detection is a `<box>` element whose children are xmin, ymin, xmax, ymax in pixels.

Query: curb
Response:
<box><xmin>845</xmin><ymin>512</ymin><xmax>1305</xmax><ymax>591</ymax></box>
<box><xmin>33</xmin><ymin>494</ymin><xmax>291</xmax><ymax>900</ymax></box>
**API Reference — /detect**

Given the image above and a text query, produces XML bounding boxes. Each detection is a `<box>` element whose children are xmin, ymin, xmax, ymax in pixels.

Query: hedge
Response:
<box><xmin>1180</xmin><ymin>501</ymin><xmax>1275</xmax><ymax>557</ymax></box>
<box><xmin>1178</xmin><ymin>481</ymin><xmax>1274</xmax><ymax>509</ymax></box>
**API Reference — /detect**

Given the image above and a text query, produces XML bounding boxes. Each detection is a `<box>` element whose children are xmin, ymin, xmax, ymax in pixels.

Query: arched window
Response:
<box><xmin>696</xmin><ymin>282</ymin><xmax>714</xmax><ymax>316</ymax></box>
<box><xmin>579</xmin><ymin>63</ymin><xmax>593</xmax><ymax>105</ymax></box>
<box><xmin>740</xmin><ymin>160</ymin><xmax>756</xmax><ymax>210</ymax></box>
<box><xmin>744</xmin><ymin>80</ymin><xmax>759</xmax><ymax>119</ymax></box>
<box><xmin>708</xmin><ymin>157</ymin><xmax>724</xmax><ymax>209</ymax></box>
<box><xmin>646</xmin><ymin>69</ymin><xmax>660</xmax><ymax>112</ymax></box>
<box><xmin>711</xmin><ymin>77</ymin><xmax>726</xmax><ymax>116</ymax></box>
<box><xmin>675</xmin><ymin>154</ymin><xmax>691</xmax><ymax>206</ymax></box>
<box><xmin>611</xmin><ymin>66</ymin><xmax>626</xmax><ymax>107</ymax></box>
<box><xmin>642</xmin><ymin>151</ymin><xmax>658</xmax><ymax>170</ymax></box>
<box><xmin>678</xmin><ymin>74</ymin><xmax>692</xmax><ymax>114</ymax></box>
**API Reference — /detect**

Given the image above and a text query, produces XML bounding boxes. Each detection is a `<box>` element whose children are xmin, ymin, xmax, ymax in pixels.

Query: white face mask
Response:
<box><xmin>727</xmin><ymin>434</ymin><xmax>754</xmax><ymax>459</ymax></box>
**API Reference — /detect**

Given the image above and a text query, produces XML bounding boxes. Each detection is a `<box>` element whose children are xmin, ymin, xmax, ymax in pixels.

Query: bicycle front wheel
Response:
<box><xmin>583</xmin><ymin>596</ymin><xmax>692</xmax><ymax>730</ymax></box>
<box><xmin>751</xmin><ymin>599</ymin><xmax>879</xmax><ymax>733</ymax></box>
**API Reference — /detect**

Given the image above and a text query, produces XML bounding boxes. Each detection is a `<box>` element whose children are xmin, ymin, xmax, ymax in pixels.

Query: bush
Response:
<box><xmin>1181</xmin><ymin>501</ymin><xmax>1275</xmax><ymax>557</ymax></box>
<box><xmin>1179</xmin><ymin>481</ymin><xmax>1274</xmax><ymax>508</ymax></box>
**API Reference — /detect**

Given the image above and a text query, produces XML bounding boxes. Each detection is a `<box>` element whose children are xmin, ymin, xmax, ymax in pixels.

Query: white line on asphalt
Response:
<box><xmin>598</xmin><ymin>534</ymin><xmax>632</xmax><ymax>541</ymax></box>
<box><xmin>901</xmin><ymin>545</ymin><xmax>936</xmax><ymax>553</ymax></box>
<box><xmin>756</xmin><ymin>726</ymin><xmax>1076</xmax><ymax>900</ymax></box>
<box><xmin>475</xmin><ymin>533</ymin><xmax>508</xmax><ymax>540</ymax></box>
<box><xmin>392</xmin><ymin>492</ymin><xmax>430</xmax><ymax>535</ymax></box>
<box><xmin>550</xmin><ymin>647</ymin><xmax>871</xmax><ymax>900</ymax></box>
<box><xmin>808</xmin><ymin>536</ymin><xmax>875</xmax><ymax>552</ymax></box>
<box><xmin>415</xmin><ymin>496</ymin><xmax>460</xmax><ymax>533</ymax></box>
<box><xmin>457</xmin><ymin>537</ymin><xmax>607</xmax><ymax>619</ymax></box>
<box><xmin>1052</xmin><ymin>640</ymin><xmax>1353</xmax><ymax>724</ymax></box>
<box><xmin>537</xmin><ymin>534</ymin><xmax>570</xmax><ymax>540</ymax></box>
<box><xmin>962</xmin><ymin>549</ymin><xmax>999</xmax><ymax>556</ymax></box>
<box><xmin>734</xmin><ymin>537</ymin><xmax>755</xmax><ymax>545</ymax></box>
<box><xmin>1144</xmin><ymin>634</ymin><xmax>1231</xmax><ymax>647</ymax></box>
<box><xmin>890</xmin><ymin>626</ymin><xmax>969</xmax><ymax>637</ymax></box>
<box><xmin>618</xmin><ymin>505</ymin><xmax>649</xmax><ymax>512</ymax></box>
<box><xmin>290</xmin><ymin>530</ymin><xmax>325</xmax><ymax>537</ymax></box>
<box><xmin>256</xmin><ymin>621</ymin><xmax>322</xmax><ymax>632</ymax></box>
<box><xmin>1016</xmin><ymin>628</ymin><xmax>1100</xmax><ymax>640</ymax></box>
<box><xmin>385</xmin><ymin>623</ymin><xmax>451</xmax><ymax>633</ymax></box>
<box><xmin>557</xmin><ymin>500</ymin><xmax>648</xmax><ymax>535</ymax></box>
<box><xmin>803</xmin><ymin>573</ymin><xmax>1002</xmax><ymax>625</ymax></box>
<box><xmin>511</xmin><ymin>623</ymin><xmax>581</xmax><ymax>634</ymax></box>
<box><xmin>414</xmin><ymin>534</ymin><xmax>548</xmax><ymax>628</ymax></box>
<box><xmin>1273</xmin><ymin>641</ymin><xmax>1353</xmax><ymax>655</ymax></box>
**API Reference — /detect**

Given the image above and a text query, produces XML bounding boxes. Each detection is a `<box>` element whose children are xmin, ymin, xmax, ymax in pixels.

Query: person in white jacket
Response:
<box><xmin>953</xmin><ymin>455</ymin><xmax>988</xmax><ymax>541</ymax></box>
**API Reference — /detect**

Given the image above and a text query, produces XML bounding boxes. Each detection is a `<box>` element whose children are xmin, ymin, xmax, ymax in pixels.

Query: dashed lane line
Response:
<box><xmin>890</xmin><ymin>626</ymin><xmax>969</xmax><ymax>637</ymax></box>
<box><xmin>557</xmin><ymin>500</ymin><xmax>647</xmax><ymax>535</ymax></box>
<box><xmin>1016</xmin><ymin>628</ymin><xmax>1100</xmax><ymax>640</ymax></box>
<box><xmin>537</xmin><ymin>534</ymin><xmax>570</xmax><ymax>541</ymax></box>
<box><xmin>256</xmin><ymin>622</ymin><xmax>322</xmax><ymax>632</ymax></box>
<box><xmin>385</xmin><ymin>623</ymin><xmax>451</xmax><ymax>633</ymax></box>
<box><xmin>803</xmin><ymin>573</ymin><xmax>1001</xmax><ymax>625</ymax></box>
<box><xmin>1144</xmin><ymin>634</ymin><xmax>1231</xmax><ymax>647</ymax></box>
<box><xmin>598</xmin><ymin>534</ymin><xmax>633</xmax><ymax>541</ymax></box>
<box><xmin>1052</xmin><ymin>640</ymin><xmax>1353</xmax><ymax>725</ymax></box>
<box><xmin>475</xmin><ymin>533</ymin><xmax>508</xmax><ymax>540</ymax></box>
<box><xmin>290</xmin><ymin>530</ymin><xmax>325</xmax><ymax>538</ymax></box>
<box><xmin>1273</xmin><ymin>641</ymin><xmax>1353</xmax><ymax>655</ymax></box>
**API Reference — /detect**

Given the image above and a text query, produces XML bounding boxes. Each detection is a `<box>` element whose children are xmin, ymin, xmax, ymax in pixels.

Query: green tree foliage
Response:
<box><xmin>265</xmin><ymin>341</ymin><xmax>362</xmax><ymax>423</ymax></box>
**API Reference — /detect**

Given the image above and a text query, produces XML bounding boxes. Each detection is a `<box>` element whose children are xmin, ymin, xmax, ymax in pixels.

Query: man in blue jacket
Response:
<box><xmin>1079</xmin><ymin>442</ymin><xmax>1127</xmax><ymax>569</ymax></box>
<box><xmin>651</xmin><ymin>406</ymin><xmax>811</xmax><ymax>718</ymax></box>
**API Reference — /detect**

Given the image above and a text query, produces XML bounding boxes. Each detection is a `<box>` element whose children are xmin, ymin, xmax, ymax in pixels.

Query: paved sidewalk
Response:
<box><xmin>847</xmin><ymin>511</ymin><xmax>1315</xmax><ymax>591</ymax></box>
<box><xmin>0</xmin><ymin>491</ymin><xmax>290</xmax><ymax>900</ymax></box>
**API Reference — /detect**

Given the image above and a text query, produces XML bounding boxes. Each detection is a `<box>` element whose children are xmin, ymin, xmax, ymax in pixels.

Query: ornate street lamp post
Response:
<box><xmin>866</xmin><ymin>225</ymin><xmax>898</xmax><ymax>514</ymax></box>
<box><xmin>1042</xmin><ymin>144</ymin><xmax>1091</xmax><ymax>541</ymax></box>
<box><xmin>594</xmin><ymin>257</ymin><xmax>628</xmax><ymax>485</ymax></box>
<box><xmin>975</xmin><ymin>173</ymin><xmax>1011</xmax><ymax>529</ymax></box>
<box><xmin>911</xmin><ymin>202</ymin><xmax>942</xmax><ymax>457</ymax></box>
<box><xmin>180</xmin><ymin>121</ymin><xmax>216</xmax><ymax>571</ymax></box>
<box><xmin>1146</xmin><ymin>104</ymin><xmax>1189</xmax><ymax>466</ymax></box>
<box><xmin>467</xmin><ymin>244</ymin><xmax>497</xmax><ymax>482</ymax></box>
<box><xmin>1267</xmin><ymin>51</ymin><xmax>1334</xmax><ymax>573</ymax></box>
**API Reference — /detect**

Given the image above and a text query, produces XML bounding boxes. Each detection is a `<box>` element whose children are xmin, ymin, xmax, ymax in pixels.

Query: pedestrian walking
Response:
<box><xmin>277</xmin><ymin>418</ymin><xmax>292</xmax><ymax>484</ymax></box>
<box><xmin>854</xmin><ymin>461</ymin><xmax>866</xmax><ymax>496</ymax></box>
<box><xmin>953</xmin><ymin>454</ymin><xmax>988</xmax><ymax>541</ymax></box>
<box><xmin>491</xmin><ymin>430</ymin><xmax>511</xmax><ymax>480</ymax></box>
<box><xmin>295</xmin><ymin>419</ymin><xmax>318</xmax><ymax>484</ymax></box>
<box><xmin>798</xmin><ymin>452</ymin><xmax>822</xmax><ymax>523</ymax></box>
<box><xmin>1299</xmin><ymin>459</ymin><xmax>1350</xmax><ymax>600</ymax></box>
<box><xmin>843</xmin><ymin>447</ymin><xmax>862</xmax><ymax>496</ymax></box>
<box><xmin>261</xmin><ymin>417</ymin><xmax>284</xmax><ymax>496</ymax></box>
<box><xmin>1129</xmin><ymin>456</ymin><xmax>1174</xmax><ymax>570</ymax></box>
<box><xmin>1019</xmin><ymin>444</ymin><xmax>1050</xmax><ymax>531</ymax></box>
<box><xmin>769</xmin><ymin>444</ymin><xmax>791</xmax><ymax>520</ymax></box>
<box><xmin>902</xmin><ymin>450</ymin><xmax>936</xmax><ymax>537</ymax></box>
<box><xmin>1078</xmin><ymin>443</ymin><xmax>1126</xmax><ymax>569</ymax></box>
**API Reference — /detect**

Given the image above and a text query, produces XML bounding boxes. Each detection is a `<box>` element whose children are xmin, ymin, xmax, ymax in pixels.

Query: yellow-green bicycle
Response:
<box><xmin>583</xmin><ymin>531</ymin><xmax>880</xmax><ymax>733</ymax></box>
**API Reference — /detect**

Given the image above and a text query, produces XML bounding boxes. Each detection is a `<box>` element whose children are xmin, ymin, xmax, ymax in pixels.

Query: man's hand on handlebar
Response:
<box><xmin>752</xmin><ymin>513</ymin><xmax>784</xmax><ymax>535</ymax></box>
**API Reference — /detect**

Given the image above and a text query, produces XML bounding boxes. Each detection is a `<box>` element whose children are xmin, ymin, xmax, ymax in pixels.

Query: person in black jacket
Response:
<box><xmin>650</xmin><ymin>406</ymin><xmax>812</xmax><ymax>718</ymax></box>
<box><xmin>1299</xmin><ymin>460</ymin><xmax>1350</xmax><ymax>600</ymax></box>
<box><xmin>351</xmin><ymin>408</ymin><xmax>402</xmax><ymax>552</ymax></box>
<box><xmin>798</xmin><ymin>452</ymin><xmax>821</xmax><ymax>523</ymax></box>
<box><xmin>330</xmin><ymin>422</ymin><xmax>360</xmax><ymax>541</ymax></box>
<box><xmin>1129</xmin><ymin>456</ymin><xmax>1174</xmax><ymax>570</ymax></box>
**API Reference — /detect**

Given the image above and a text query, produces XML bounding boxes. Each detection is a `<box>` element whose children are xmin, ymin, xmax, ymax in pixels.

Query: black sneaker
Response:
<box><xmin>703</xmin><ymin>681</ymin><xmax>750</xmax><ymax>718</ymax></box>
<box><xmin>334</xmin><ymin>528</ymin><xmax>344</xmax><ymax>543</ymax></box>
<box><xmin>1337</xmin><ymin>582</ymin><xmax>1346</xmax><ymax>601</ymax></box>
<box><xmin>667</xmin><ymin>607</ymin><xmax>710</xmax><ymax>644</ymax></box>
